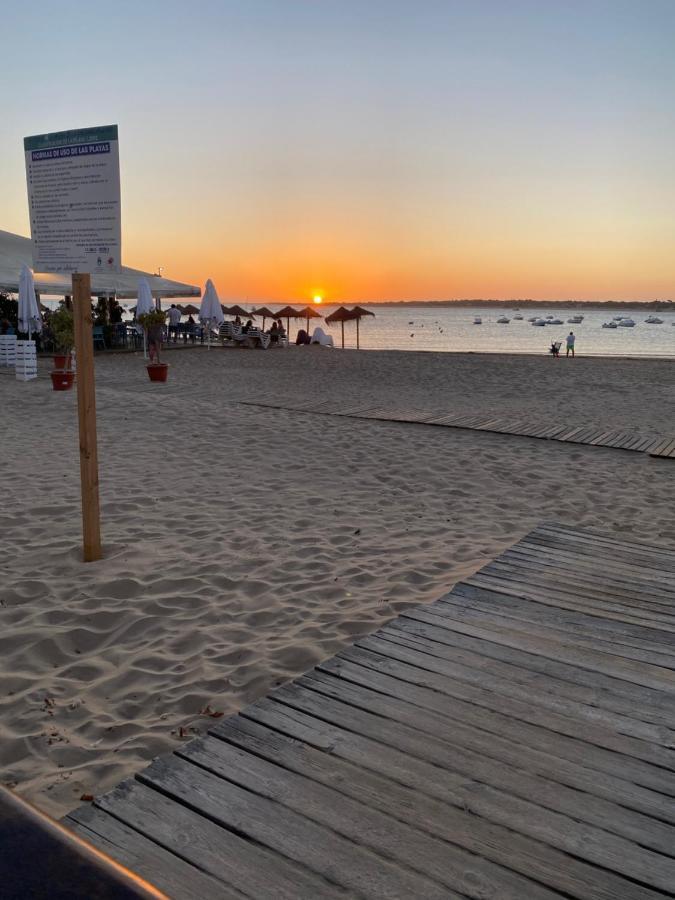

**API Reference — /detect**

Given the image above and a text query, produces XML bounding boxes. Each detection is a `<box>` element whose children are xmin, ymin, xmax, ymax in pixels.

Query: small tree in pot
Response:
<box><xmin>50</xmin><ymin>307</ymin><xmax>75</xmax><ymax>389</ymax></box>
<box><xmin>138</xmin><ymin>309</ymin><xmax>169</xmax><ymax>381</ymax></box>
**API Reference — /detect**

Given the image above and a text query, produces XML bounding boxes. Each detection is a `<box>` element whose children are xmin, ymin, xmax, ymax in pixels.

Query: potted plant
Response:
<box><xmin>50</xmin><ymin>307</ymin><xmax>75</xmax><ymax>390</ymax></box>
<box><xmin>138</xmin><ymin>309</ymin><xmax>169</xmax><ymax>382</ymax></box>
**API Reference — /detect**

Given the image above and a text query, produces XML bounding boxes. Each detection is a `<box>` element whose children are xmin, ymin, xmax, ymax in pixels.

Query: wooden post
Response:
<box><xmin>356</xmin><ymin>318</ymin><xmax>360</xmax><ymax>350</ymax></box>
<box><xmin>341</xmin><ymin>321</ymin><xmax>345</xmax><ymax>349</ymax></box>
<box><xmin>72</xmin><ymin>273</ymin><xmax>102</xmax><ymax>562</ymax></box>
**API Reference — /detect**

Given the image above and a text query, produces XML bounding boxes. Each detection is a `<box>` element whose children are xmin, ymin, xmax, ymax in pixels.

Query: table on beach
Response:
<box><xmin>48</xmin><ymin>522</ymin><xmax>675</xmax><ymax>899</ymax></box>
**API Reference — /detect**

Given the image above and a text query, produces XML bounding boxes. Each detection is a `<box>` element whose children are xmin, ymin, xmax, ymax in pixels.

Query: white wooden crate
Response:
<box><xmin>0</xmin><ymin>334</ymin><xmax>17</xmax><ymax>367</ymax></box>
<box><xmin>15</xmin><ymin>340</ymin><xmax>38</xmax><ymax>381</ymax></box>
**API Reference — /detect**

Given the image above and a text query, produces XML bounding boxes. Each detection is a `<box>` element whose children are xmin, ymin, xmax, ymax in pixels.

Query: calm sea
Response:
<box><xmin>268</xmin><ymin>304</ymin><xmax>675</xmax><ymax>358</ymax></box>
<box><xmin>48</xmin><ymin>300</ymin><xmax>674</xmax><ymax>358</ymax></box>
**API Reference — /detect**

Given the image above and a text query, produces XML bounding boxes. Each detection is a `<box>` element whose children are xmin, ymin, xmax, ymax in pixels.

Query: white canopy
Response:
<box><xmin>0</xmin><ymin>229</ymin><xmax>199</xmax><ymax>299</ymax></box>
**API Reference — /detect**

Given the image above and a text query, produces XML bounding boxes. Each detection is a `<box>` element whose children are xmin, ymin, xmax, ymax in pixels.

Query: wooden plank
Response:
<box><xmin>210</xmin><ymin>715</ymin><xmax>670</xmax><ymax>900</ymax></box>
<box><xmin>258</xmin><ymin>686</ymin><xmax>675</xmax><ymax>892</ymax></box>
<box><xmin>448</xmin><ymin>570</ymin><xmax>675</xmax><ymax>652</ymax></box>
<box><xmin>178</xmin><ymin>734</ymin><xmax>560</xmax><ymax>900</ymax></box>
<box><xmin>520</xmin><ymin>531</ymin><xmax>675</xmax><ymax>577</ymax></box>
<box><xmin>484</xmin><ymin>547</ymin><xmax>675</xmax><ymax>604</ymax></box>
<box><xmin>316</xmin><ymin>651</ymin><xmax>675</xmax><ymax>780</ymax></box>
<box><xmin>135</xmin><ymin>755</ymin><xmax>452</xmax><ymax>899</ymax></box>
<box><xmin>468</xmin><ymin>568</ymin><xmax>675</xmax><ymax>628</ymax></box>
<box><xmin>355</xmin><ymin>630</ymin><xmax>675</xmax><ymax>747</ymax></box>
<box><xmin>66</xmin><ymin>805</ymin><xmax>243</xmax><ymax>900</ymax></box>
<box><xmin>400</xmin><ymin>603</ymin><xmax>675</xmax><ymax>693</ymax></box>
<box><xmin>373</xmin><ymin>623</ymin><xmax>675</xmax><ymax>734</ymax></box>
<box><xmin>494</xmin><ymin>543</ymin><xmax>675</xmax><ymax>597</ymax></box>
<box><xmin>650</xmin><ymin>437</ymin><xmax>675</xmax><ymax>458</ymax></box>
<box><xmin>448</xmin><ymin>582</ymin><xmax>675</xmax><ymax>659</ymax></box>
<box><xmin>537</xmin><ymin>523</ymin><xmax>675</xmax><ymax>562</ymax></box>
<box><xmin>399</xmin><ymin>607</ymin><xmax>675</xmax><ymax>724</ymax></box>
<box><xmin>91</xmin><ymin>779</ymin><xmax>343</xmax><ymax>900</ymax></box>
<box><xmin>247</xmin><ymin>692</ymin><xmax>675</xmax><ymax>838</ymax></box>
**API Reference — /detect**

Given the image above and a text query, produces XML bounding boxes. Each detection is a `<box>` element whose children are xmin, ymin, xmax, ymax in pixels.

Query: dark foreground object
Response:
<box><xmin>56</xmin><ymin>523</ymin><xmax>675</xmax><ymax>898</ymax></box>
<box><xmin>0</xmin><ymin>785</ymin><xmax>163</xmax><ymax>898</ymax></box>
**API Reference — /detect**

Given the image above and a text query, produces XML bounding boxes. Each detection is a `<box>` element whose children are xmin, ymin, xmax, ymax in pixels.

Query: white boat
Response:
<box><xmin>613</xmin><ymin>316</ymin><xmax>624</xmax><ymax>321</ymax></box>
<box><xmin>532</xmin><ymin>318</ymin><xmax>547</xmax><ymax>326</ymax></box>
<box><xmin>527</xmin><ymin>316</ymin><xmax>538</xmax><ymax>322</ymax></box>
<box><xmin>548</xmin><ymin>318</ymin><xmax>564</xmax><ymax>325</ymax></box>
<box><xmin>513</xmin><ymin>314</ymin><xmax>523</xmax><ymax>320</ymax></box>
<box><xmin>602</xmin><ymin>321</ymin><xmax>618</xmax><ymax>329</ymax></box>
<box><xmin>645</xmin><ymin>316</ymin><xmax>663</xmax><ymax>324</ymax></box>
<box><xmin>473</xmin><ymin>316</ymin><xmax>482</xmax><ymax>324</ymax></box>
<box><xmin>618</xmin><ymin>318</ymin><xmax>635</xmax><ymax>327</ymax></box>
<box><xmin>567</xmin><ymin>315</ymin><xmax>584</xmax><ymax>323</ymax></box>
<box><xmin>496</xmin><ymin>316</ymin><xmax>510</xmax><ymax>324</ymax></box>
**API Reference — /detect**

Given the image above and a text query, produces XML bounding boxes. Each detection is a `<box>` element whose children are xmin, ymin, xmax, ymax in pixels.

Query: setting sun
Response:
<box><xmin>313</xmin><ymin>295</ymin><xmax>323</xmax><ymax>304</ymax></box>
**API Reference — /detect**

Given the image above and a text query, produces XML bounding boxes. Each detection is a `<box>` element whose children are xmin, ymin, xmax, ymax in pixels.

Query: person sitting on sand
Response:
<box><xmin>550</xmin><ymin>341</ymin><xmax>560</xmax><ymax>357</ymax></box>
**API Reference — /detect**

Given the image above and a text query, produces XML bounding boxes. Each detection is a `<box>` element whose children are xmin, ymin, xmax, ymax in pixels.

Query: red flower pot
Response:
<box><xmin>146</xmin><ymin>362</ymin><xmax>169</xmax><ymax>382</ymax></box>
<box><xmin>51</xmin><ymin>370</ymin><xmax>75</xmax><ymax>391</ymax></box>
<box><xmin>53</xmin><ymin>354</ymin><xmax>71</xmax><ymax>370</ymax></box>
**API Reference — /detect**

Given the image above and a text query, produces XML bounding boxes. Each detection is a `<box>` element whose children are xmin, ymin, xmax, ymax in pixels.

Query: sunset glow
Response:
<box><xmin>2</xmin><ymin>2</ymin><xmax>674</xmax><ymax>301</ymax></box>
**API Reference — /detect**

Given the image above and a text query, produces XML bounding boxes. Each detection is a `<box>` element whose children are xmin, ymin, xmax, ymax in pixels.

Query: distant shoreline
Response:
<box><xmin>373</xmin><ymin>299</ymin><xmax>675</xmax><ymax>310</ymax></box>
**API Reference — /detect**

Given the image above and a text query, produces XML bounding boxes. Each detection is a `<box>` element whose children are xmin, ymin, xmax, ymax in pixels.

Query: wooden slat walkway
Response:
<box><xmin>64</xmin><ymin>523</ymin><xmax>675</xmax><ymax>899</ymax></box>
<box><xmin>235</xmin><ymin>395</ymin><xmax>674</xmax><ymax>457</ymax></box>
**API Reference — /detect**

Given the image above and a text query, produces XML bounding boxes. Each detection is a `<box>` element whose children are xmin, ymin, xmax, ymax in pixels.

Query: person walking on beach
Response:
<box><xmin>566</xmin><ymin>331</ymin><xmax>575</xmax><ymax>357</ymax></box>
<box><xmin>167</xmin><ymin>304</ymin><xmax>181</xmax><ymax>342</ymax></box>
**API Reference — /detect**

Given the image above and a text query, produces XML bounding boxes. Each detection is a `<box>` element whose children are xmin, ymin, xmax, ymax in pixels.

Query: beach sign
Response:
<box><xmin>24</xmin><ymin>125</ymin><xmax>121</xmax><ymax>274</ymax></box>
<box><xmin>22</xmin><ymin>125</ymin><xmax>115</xmax><ymax>563</ymax></box>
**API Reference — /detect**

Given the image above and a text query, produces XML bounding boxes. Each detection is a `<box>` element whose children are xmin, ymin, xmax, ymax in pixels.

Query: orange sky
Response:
<box><xmin>3</xmin><ymin>2</ymin><xmax>675</xmax><ymax>302</ymax></box>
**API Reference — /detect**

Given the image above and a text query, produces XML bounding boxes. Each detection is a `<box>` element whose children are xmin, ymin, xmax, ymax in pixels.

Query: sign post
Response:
<box><xmin>24</xmin><ymin>125</ymin><xmax>121</xmax><ymax>563</ymax></box>
<box><xmin>72</xmin><ymin>273</ymin><xmax>101</xmax><ymax>561</ymax></box>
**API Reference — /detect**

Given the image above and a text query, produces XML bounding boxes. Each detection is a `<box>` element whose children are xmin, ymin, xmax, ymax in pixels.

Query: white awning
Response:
<box><xmin>0</xmin><ymin>229</ymin><xmax>200</xmax><ymax>299</ymax></box>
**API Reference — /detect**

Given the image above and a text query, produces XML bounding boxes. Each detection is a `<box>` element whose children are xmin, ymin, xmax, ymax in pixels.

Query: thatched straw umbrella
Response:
<box><xmin>324</xmin><ymin>306</ymin><xmax>353</xmax><ymax>349</ymax></box>
<box><xmin>325</xmin><ymin>306</ymin><xmax>374</xmax><ymax>349</ymax></box>
<box><xmin>349</xmin><ymin>306</ymin><xmax>375</xmax><ymax>350</ymax></box>
<box><xmin>296</xmin><ymin>305</ymin><xmax>323</xmax><ymax>335</ymax></box>
<box><xmin>182</xmin><ymin>303</ymin><xmax>200</xmax><ymax>315</ymax></box>
<box><xmin>226</xmin><ymin>304</ymin><xmax>252</xmax><ymax>320</ymax></box>
<box><xmin>251</xmin><ymin>306</ymin><xmax>277</xmax><ymax>330</ymax></box>
<box><xmin>274</xmin><ymin>305</ymin><xmax>301</xmax><ymax>336</ymax></box>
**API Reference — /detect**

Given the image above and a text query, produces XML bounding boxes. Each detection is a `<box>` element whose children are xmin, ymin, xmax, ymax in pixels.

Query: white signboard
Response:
<box><xmin>24</xmin><ymin>125</ymin><xmax>121</xmax><ymax>274</ymax></box>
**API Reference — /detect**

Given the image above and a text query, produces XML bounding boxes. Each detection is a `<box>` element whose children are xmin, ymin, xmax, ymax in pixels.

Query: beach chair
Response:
<box><xmin>549</xmin><ymin>341</ymin><xmax>561</xmax><ymax>357</ymax></box>
<box><xmin>92</xmin><ymin>326</ymin><xmax>106</xmax><ymax>350</ymax></box>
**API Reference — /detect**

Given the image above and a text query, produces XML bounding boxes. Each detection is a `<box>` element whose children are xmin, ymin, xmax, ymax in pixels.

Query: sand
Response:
<box><xmin>1</xmin><ymin>345</ymin><xmax>674</xmax><ymax>818</ymax></box>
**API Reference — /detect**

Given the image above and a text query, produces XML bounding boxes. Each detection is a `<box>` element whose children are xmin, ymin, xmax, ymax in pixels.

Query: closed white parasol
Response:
<box><xmin>136</xmin><ymin>277</ymin><xmax>155</xmax><ymax>358</ymax></box>
<box><xmin>199</xmin><ymin>279</ymin><xmax>224</xmax><ymax>350</ymax></box>
<box><xmin>18</xmin><ymin>265</ymin><xmax>42</xmax><ymax>339</ymax></box>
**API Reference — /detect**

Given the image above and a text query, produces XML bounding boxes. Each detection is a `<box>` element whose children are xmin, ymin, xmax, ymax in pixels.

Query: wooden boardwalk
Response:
<box><xmin>236</xmin><ymin>394</ymin><xmax>675</xmax><ymax>457</ymax></box>
<box><xmin>65</xmin><ymin>523</ymin><xmax>675</xmax><ymax>899</ymax></box>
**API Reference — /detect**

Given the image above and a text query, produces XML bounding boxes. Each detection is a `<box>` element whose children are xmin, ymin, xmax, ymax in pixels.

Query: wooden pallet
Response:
<box><xmin>64</xmin><ymin>523</ymin><xmax>675</xmax><ymax>898</ymax></box>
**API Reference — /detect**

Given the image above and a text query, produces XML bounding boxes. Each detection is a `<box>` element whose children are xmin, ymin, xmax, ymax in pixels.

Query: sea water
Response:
<box><xmin>283</xmin><ymin>304</ymin><xmax>675</xmax><ymax>357</ymax></box>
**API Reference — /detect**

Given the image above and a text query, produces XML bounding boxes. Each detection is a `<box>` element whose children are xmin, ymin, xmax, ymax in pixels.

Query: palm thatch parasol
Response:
<box><xmin>349</xmin><ymin>306</ymin><xmax>375</xmax><ymax>350</ymax></box>
<box><xmin>274</xmin><ymin>305</ymin><xmax>301</xmax><ymax>336</ymax></box>
<box><xmin>225</xmin><ymin>304</ymin><xmax>252</xmax><ymax>320</ymax></box>
<box><xmin>324</xmin><ymin>306</ymin><xmax>354</xmax><ymax>349</ymax></box>
<box><xmin>296</xmin><ymin>305</ymin><xmax>323</xmax><ymax>335</ymax></box>
<box><xmin>251</xmin><ymin>306</ymin><xmax>277</xmax><ymax>330</ymax></box>
<box><xmin>181</xmin><ymin>303</ymin><xmax>200</xmax><ymax>315</ymax></box>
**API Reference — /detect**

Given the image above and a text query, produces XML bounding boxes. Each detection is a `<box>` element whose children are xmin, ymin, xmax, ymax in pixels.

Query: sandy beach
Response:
<box><xmin>1</xmin><ymin>345</ymin><xmax>674</xmax><ymax>819</ymax></box>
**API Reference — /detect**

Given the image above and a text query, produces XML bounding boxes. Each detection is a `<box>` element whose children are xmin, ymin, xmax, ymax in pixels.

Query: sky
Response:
<box><xmin>2</xmin><ymin>0</ymin><xmax>675</xmax><ymax>301</ymax></box>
